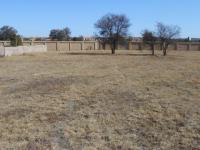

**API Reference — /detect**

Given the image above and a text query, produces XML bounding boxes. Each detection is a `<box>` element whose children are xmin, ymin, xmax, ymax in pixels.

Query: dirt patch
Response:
<box><xmin>26</xmin><ymin>138</ymin><xmax>52</xmax><ymax>150</ymax></box>
<box><xmin>35</xmin><ymin>112</ymin><xmax>67</xmax><ymax>124</ymax></box>
<box><xmin>0</xmin><ymin>108</ymin><xmax>33</xmax><ymax>120</ymax></box>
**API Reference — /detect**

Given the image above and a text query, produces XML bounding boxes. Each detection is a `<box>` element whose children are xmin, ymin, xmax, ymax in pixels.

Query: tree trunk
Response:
<box><xmin>151</xmin><ymin>44</ymin><xmax>155</xmax><ymax>55</ymax></box>
<box><xmin>111</xmin><ymin>48</ymin><xmax>115</xmax><ymax>54</ymax></box>
<box><xmin>111</xmin><ymin>40</ymin><xmax>116</xmax><ymax>54</ymax></box>
<box><xmin>163</xmin><ymin>48</ymin><xmax>167</xmax><ymax>56</ymax></box>
<box><xmin>163</xmin><ymin>42</ymin><xmax>168</xmax><ymax>56</ymax></box>
<box><xmin>152</xmin><ymin>49</ymin><xmax>154</xmax><ymax>55</ymax></box>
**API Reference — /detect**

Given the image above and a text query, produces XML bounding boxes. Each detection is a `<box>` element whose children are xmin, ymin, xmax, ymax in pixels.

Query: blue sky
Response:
<box><xmin>0</xmin><ymin>0</ymin><xmax>199</xmax><ymax>37</ymax></box>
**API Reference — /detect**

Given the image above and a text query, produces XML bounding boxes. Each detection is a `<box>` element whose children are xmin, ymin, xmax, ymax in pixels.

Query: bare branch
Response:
<box><xmin>95</xmin><ymin>13</ymin><xmax>131</xmax><ymax>54</ymax></box>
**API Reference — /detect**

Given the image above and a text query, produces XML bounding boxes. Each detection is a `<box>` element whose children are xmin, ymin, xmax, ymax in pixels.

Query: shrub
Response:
<box><xmin>10</xmin><ymin>35</ymin><xmax>23</xmax><ymax>46</ymax></box>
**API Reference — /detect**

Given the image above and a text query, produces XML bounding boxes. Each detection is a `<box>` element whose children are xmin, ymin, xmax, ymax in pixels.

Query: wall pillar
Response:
<box><xmin>81</xmin><ymin>42</ymin><xmax>84</xmax><ymax>50</ymax></box>
<box><xmin>152</xmin><ymin>44</ymin><xmax>155</xmax><ymax>51</ymax></box>
<box><xmin>56</xmin><ymin>42</ymin><xmax>58</xmax><ymax>51</ymax></box>
<box><xmin>139</xmin><ymin>43</ymin><xmax>143</xmax><ymax>50</ymax></box>
<box><xmin>175</xmin><ymin>43</ymin><xmax>178</xmax><ymax>50</ymax></box>
<box><xmin>69</xmin><ymin>42</ymin><xmax>71</xmax><ymax>51</ymax></box>
<box><xmin>31</xmin><ymin>40</ymin><xmax>34</xmax><ymax>46</ymax></box>
<box><xmin>187</xmin><ymin>43</ymin><xmax>191</xmax><ymax>51</ymax></box>
<box><xmin>94</xmin><ymin>42</ymin><xmax>96</xmax><ymax>50</ymax></box>
<box><xmin>128</xmin><ymin>42</ymin><xmax>132</xmax><ymax>50</ymax></box>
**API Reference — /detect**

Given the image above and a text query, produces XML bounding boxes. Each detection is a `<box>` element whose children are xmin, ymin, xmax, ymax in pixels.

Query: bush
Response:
<box><xmin>16</xmin><ymin>35</ymin><xmax>23</xmax><ymax>46</ymax></box>
<box><xmin>10</xmin><ymin>35</ymin><xmax>23</xmax><ymax>46</ymax></box>
<box><xmin>49</xmin><ymin>27</ymin><xmax>71</xmax><ymax>41</ymax></box>
<box><xmin>72</xmin><ymin>36</ymin><xmax>84</xmax><ymax>41</ymax></box>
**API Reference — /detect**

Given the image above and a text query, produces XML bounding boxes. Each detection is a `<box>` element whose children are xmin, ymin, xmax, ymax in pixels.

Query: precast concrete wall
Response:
<box><xmin>0</xmin><ymin>45</ymin><xmax>47</xmax><ymax>57</ymax></box>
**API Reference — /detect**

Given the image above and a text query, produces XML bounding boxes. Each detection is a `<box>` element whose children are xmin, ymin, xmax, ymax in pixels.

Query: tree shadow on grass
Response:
<box><xmin>60</xmin><ymin>52</ymin><xmax>153</xmax><ymax>56</ymax></box>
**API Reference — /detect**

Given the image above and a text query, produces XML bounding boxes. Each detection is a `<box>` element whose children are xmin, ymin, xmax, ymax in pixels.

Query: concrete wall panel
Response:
<box><xmin>1</xmin><ymin>45</ymin><xmax>47</xmax><ymax>57</ymax></box>
<box><xmin>0</xmin><ymin>46</ymin><xmax>5</xmax><ymax>56</ymax></box>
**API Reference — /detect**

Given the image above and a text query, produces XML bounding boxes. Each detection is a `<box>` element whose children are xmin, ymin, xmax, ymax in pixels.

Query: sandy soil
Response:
<box><xmin>0</xmin><ymin>50</ymin><xmax>200</xmax><ymax>150</ymax></box>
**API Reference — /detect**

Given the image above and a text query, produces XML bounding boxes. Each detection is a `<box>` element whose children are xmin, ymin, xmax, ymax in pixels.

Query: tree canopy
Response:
<box><xmin>156</xmin><ymin>22</ymin><xmax>181</xmax><ymax>56</ymax></box>
<box><xmin>0</xmin><ymin>25</ymin><xmax>22</xmax><ymax>46</ymax></box>
<box><xmin>0</xmin><ymin>26</ymin><xmax>17</xmax><ymax>41</ymax></box>
<box><xmin>95</xmin><ymin>13</ymin><xmax>131</xmax><ymax>54</ymax></box>
<box><xmin>142</xmin><ymin>30</ymin><xmax>157</xmax><ymax>55</ymax></box>
<box><xmin>49</xmin><ymin>27</ymin><xmax>71</xmax><ymax>41</ymax></box>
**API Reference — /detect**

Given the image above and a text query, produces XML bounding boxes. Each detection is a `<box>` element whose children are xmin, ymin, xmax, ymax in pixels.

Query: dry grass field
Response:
<box><xmin>0</xmin><ymin>50</ymin><xmax>200</xmax><ymax>150</ymax></box>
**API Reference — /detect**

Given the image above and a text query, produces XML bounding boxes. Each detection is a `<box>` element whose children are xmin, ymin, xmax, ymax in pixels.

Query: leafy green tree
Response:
<box><xmin>72</xmin><ymin>36</ymin><xmax>84</xmax><ymax>41</ymax></box>
<box><xmin>0</xmin><ymin>25</ymin><xmax>22</xmax><ymax>46</ymax></box>
<box><xmin>10</xmin><ymin>35</ymin><xmax>23</xmax><ymax>46</ymax></box>
<box><xmin>0</xmin><ymin>26</ymin><xmax>17</xmax><ymax>41</ymax></box>
<box><xmin>49</xmin><ymin>27</ymin><xmax>71</xmax><ymax>41</ymax></box>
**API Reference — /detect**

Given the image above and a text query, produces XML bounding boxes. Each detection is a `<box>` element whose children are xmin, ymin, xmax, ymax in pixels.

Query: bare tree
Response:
<box><xmin>156</xmin><ymin>22</ymin><xmax>181</xmax><ymax>56</ymax></box>
<box><xmin>95</xmin><ymin>14</ymin><xmax>131</xmax><ymax>54</ymax></box>
<box><xmin>142</xmin><ymin>30</ymin><xmax>157</xmax><ymax>55</ymax></box>
<box><xmin>49</xmin><ymin>27</ymin><xmax>71</xmax><ymax>41</ymax></box>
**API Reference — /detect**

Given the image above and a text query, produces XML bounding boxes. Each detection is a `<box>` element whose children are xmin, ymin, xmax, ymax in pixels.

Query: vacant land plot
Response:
<box><xmin>0</xmin><ymin>50</ymin><xmax>200</xmax><ymax>150</ymax></box>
